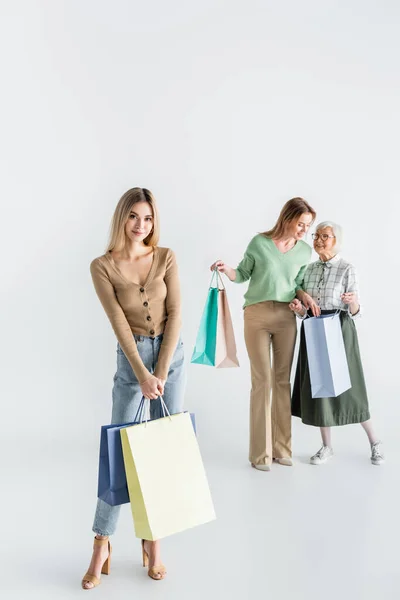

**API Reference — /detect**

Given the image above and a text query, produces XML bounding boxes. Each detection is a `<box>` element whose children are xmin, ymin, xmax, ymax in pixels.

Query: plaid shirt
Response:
<box><xmin>301</xmin><ymin>254</ymin><xmax>361</xmax><ymax>319</ymax></box>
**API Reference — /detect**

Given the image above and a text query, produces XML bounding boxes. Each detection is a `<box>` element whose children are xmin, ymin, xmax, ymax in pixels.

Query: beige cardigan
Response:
<box><xmin>90</xmin><ymin>247</ymin><xmax>181</xmax><ymax>383</ymax></box>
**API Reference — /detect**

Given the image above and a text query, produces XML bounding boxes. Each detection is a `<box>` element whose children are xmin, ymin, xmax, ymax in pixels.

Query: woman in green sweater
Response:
<box><xmin>211</xmin><ymin>198</ymin><xmax>316</xmax><ymax>470</ymax></box>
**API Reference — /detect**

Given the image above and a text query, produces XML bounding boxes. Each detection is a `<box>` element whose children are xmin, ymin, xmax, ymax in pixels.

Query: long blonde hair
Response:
<box><xmin>106</xmin><ymin>187</ymin><xmax>160</xmax><ymax>253</ymax></box>
<box><xmin>263</xmin><ymin>197</ymin><xmax>316</xmax><ymax>239</ymax></box>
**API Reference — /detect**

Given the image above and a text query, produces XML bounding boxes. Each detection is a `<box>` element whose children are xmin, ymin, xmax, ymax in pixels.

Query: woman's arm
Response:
<box><xmin>234</xmin><ymin>248</ymin><xmax>255</xmax><ymax>283</ymax></box>
<box><xmin>210</xmin><ymin>242</ymin><xmax>255</xmax><ymax>283</ymax></box>
<box><xmin>153</xmin><ymin>250</ymin><xmax>181</xmax><ymax>381</ymax></box>
<box><xmin>342</xmin><ymin>265</ymin><xmax>361</xmax><ymax>318</ymax></box>
<box><xmin>294</xmin><ymin>264</ymin><xmax>308</xmax><ymax>293</ymax></box>
<box><xmin>295</xmin><ymin>265</ymin><xmax>321</xmax><ymax>317</ymax></box>
<box><xmin>210</xmin><ymin>260</ymin><xmax>237</xmax><ymax>281</ymax></box>
<box><xmin>90</xmin><ymin>259</ymin><xmax>152</xmax><ymax>384</ymax></box>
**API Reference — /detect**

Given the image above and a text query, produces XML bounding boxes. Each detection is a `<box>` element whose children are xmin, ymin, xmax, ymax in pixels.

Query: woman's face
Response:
<box><xmin>288</xmin><ymin>212</ymin><xmax>313</xmax><ymax>241</ymax></box>
<box><xmin>125</xmin><ymin>201</ymin><xmax>153</xmax><ymax>244</ymax></box>
<box><xmin>312</xmin><ymin>226</ymin><xmax>336</xmax><ymax>255</ymax></box>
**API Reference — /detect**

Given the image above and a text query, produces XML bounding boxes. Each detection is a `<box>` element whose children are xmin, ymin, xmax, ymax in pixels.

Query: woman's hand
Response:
<box><xmin>296</xmin><ymin>290</ymin><xmax>321</xmax><ymax>317</ymax></box>
<box><xmin>210</xmin><ymin>260</ymin><xmax>236</xmax><ymax>281</ymax></box>
<box><xmin>341</xmin><ymin>292</ymin><xmax>360</xmax><ymax>315</ymax></box>
<box><xmin>157</xmin><ymin>378</ymin><xmax>166</xmax><ymax>396</ymax></box>
<box><xmin>140</xmin><ymin>376</ymin><xmax>163</xmax><ymax>400</ymax></box>
<box><xmin>341</xmin><ymin>292</ymin><xmax>358</xmax><ymax>305</ymax></box>
<box><xmin>289</xmin><ymin>298</ymin><xmax>306</xmax><ymax>316</ymax></box>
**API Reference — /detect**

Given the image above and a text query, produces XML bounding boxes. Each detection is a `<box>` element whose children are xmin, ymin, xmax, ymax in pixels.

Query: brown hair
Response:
<box><xmin>106</xmin><ymin>187</ymin><xmax>160</xmax><ymax>253</ymax></box>
<box><xmin>263</xmin><ymin>197</ymin><xmax>316</xmax><ymax>239</ymax></box>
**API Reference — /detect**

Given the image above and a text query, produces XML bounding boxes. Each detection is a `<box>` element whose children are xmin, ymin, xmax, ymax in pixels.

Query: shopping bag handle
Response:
<box><xmin>304</xmin><ymin>304</ymin><xmax>344</xmax><ymax>320</ymax></box>
<box><xmin>304</xmin><ymin>306</ymin><xmax>342</xmax><ymax>320</ymax></box>
<box><xmin>210</xmin><ymin>268</ymin><xmax>226</xmax><ymax>291</ymax></box>
<box><xmin>158</xmin><ymin>396</ymin><xmax>172</xmax><ymax>420</ymax></box>
<box><xmin>134</xmin><ymin>396</ymin><xmax>173</xmax><ymax>425</ymax></box>
<box><xmin>133</xmin><ymin>397</ymin><xmax>147</xmax><ymax>423</ymax></box>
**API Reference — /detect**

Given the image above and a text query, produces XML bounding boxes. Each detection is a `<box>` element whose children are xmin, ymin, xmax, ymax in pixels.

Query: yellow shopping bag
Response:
<box><xmin>121</xmin><ymin>404</ymin><xmax>216</xmax><ymax>540</ymax></box>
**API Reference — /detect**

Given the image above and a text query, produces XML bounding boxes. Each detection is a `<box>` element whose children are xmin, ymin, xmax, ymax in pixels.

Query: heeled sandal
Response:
<box><xmin>141</xmin><ymin>539</ymin><xmax>167</xmax><ymax>580</ymax></box>
<box><xmin>81</xmin><ymin>536</ymin><xmax>112</xmax><ymax>590</ymax></box>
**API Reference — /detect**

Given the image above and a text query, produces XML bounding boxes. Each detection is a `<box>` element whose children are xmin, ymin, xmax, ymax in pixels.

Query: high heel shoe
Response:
<box><xmin>141</xmin><ymin>539</ymin><xmax>167</xmax><ymax>580</ymax></box>
<box><xmin>81</xmin><ymin>536</ymin><xmax>112</xmax><ymax>590</ymax></box>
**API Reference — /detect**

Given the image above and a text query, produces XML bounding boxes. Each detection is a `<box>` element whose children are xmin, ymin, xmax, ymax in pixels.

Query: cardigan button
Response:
<box><xmin>143</xmin><ymin>301</ymin><xmax>148</xmax><ymax>307</ymax></box>
<box><xmin>140</xmin><ymin>287</ymin><xmax>145</xmax><ymax>293</ymax></box>
<box><xmin>146</xmin><ymin>316</ymin><xmax>151</xmax><ymax>321</ymax></box>
<box><xmin>150</xmin><ymin>330</ymin><xmax>155</xmax><ymax>335</ymax></box>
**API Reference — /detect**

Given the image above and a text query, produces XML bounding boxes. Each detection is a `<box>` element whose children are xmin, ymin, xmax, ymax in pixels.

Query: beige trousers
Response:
<box><xmin>244</xmin><ymin>301</ymin><xmax>297</xmax><ymax>466</ymax></box>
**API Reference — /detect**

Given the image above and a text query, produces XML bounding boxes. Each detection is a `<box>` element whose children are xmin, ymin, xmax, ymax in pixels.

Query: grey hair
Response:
<box><xmin>315</xmin><ymin>221</ymin><xmax>343</xmax><ymax>252</ymax></box>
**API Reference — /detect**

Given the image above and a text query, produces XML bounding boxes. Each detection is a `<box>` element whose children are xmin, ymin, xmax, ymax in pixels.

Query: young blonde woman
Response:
<box><xmin>211</xmin><ymin>198</ymin><xmax>317</xmax><ymax>471</ymax></box>
<box><xmin>81</xmin><ymin>187</ymin><xmax>185</xmax><ymax>588</ymax></box>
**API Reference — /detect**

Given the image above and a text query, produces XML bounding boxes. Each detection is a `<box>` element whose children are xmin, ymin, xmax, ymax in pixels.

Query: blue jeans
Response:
<box><xmin>92</xmin><ymin>333</ymin><xmax>186</xmax><ymax>536</ymax></box>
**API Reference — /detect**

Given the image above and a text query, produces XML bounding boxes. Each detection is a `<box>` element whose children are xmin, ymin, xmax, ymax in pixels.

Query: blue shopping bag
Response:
<box><xmin>98</xmin><ymin>399</ymin><xmax>196</xmax><ymax>506</ymax></box>
<box><xmin>303</xmin><ymin>312</ymin><xmax>351</xmax><ymax>398</ymax></box>
<box><xmin>97</xmin><ymin>421</ymin><xmax>137</xmax><ymax>506</ymax></box>
<box><xmin>191</xmin><ymin>271</ymin><xmax>219</xmax><ymax>366</ymax></box>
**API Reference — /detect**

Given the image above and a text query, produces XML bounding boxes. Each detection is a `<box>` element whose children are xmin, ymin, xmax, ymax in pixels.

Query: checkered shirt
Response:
<box><xmin>301</xmin><ymin>254</ymin><xmax>361</xmax><ymax>319</ymax></box>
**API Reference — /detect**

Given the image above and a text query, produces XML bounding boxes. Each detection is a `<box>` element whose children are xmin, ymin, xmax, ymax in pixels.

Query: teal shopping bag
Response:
<box><xmin>191</xmin><ymin>272</ymin><xmax>219</xmax><ymax>366</ymax></box>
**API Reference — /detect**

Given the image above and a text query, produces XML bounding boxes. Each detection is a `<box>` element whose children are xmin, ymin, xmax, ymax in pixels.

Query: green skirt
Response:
<box><xmin>291</xmin><ymin>310</ymin><xmax>370</xmax><ymax>427</ymax></box>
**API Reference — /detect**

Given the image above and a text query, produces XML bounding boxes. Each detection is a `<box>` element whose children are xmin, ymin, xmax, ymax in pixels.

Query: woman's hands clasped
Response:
<box><xmin>140</xmin><ymin>375</ymin><xmax>165</xmax><ymax>400</ymax></box>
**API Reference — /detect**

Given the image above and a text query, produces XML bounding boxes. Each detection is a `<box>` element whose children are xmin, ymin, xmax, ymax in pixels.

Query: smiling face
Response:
<box><xmin>124</xmin><ymin>201</ymin><xmax>154</xmax><ymax>244</ymax></box>
<box><xmin>286</xmin><ymin>212</ymin><xmax>313</xmax><ymax>241</ymax></box>
<box><xmin>312</xmin><ymin>226</ymin><xmax>336</xmax><ymax>256</ymax></box>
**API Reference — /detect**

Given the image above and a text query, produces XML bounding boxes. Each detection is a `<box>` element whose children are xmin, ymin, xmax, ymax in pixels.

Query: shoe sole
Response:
<box><xmin>310</xmin><ymin>457</ymin><xmax>333</xmax><ymax>465</ymax></box>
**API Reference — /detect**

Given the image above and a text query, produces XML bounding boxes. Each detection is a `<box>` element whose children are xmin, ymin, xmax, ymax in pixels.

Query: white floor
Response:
<box><xmin>2</xmin><ymin>420</ymin><xmax>398</xmax><ymax>600</ymax></box>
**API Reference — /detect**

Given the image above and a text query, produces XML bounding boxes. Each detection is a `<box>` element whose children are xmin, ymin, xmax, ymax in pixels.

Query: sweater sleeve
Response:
<box><xmin>154</xmin><ymin>249</ymin><xmax>182</xmax><ymax>380</ymax></box>
<box><xmin>295</xmin><ymin>245</ymin><xmax>312</xmax><ymax>292</ymax></box>
<box><xmin>90</xmin><ymin>258</ymin><xmax>152</xmax><ymax>384</ymax></box>
<box><xmin>234</xmin><ymin>241</ymin><xmax>255</xmax><ymax>283</ymax></box>
<box><xmin>295</xmin><ymin>264</ymin><xmax>307</xmax><ymax>292</ymax></box>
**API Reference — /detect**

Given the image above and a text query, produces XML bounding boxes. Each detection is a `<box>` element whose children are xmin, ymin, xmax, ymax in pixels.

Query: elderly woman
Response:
<box><xmin>290</xmin><ymin>221</ymin><xmax>384</xmax><ymax>466</ymax></box>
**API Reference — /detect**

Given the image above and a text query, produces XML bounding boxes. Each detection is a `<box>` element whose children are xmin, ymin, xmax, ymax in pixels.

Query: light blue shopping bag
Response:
<box><xmin>191</xmin><ymin>271</ymin><xmax>220</xmax><ymax>366</ymax></box>
<box><xmin>303</xmin><ymin>312</ymin><xmax>351</xmax><ymax>398</ymax></box>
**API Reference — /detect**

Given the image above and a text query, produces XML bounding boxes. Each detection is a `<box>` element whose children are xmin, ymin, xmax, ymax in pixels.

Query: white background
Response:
<box><xmin>1</xmin><ymin>1</ymin><xmax>399</xmax><ymax>598</ymax></box>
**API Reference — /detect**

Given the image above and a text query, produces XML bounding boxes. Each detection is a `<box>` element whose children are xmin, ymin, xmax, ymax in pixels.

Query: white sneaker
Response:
<box><xmin>371</xmin><ymin>441</ymin><xmax>385</xmax><ymax>465</ymax></box>
<box><xmin>310</xmin><ymin>445</ymin><xmax>333</xmax><ymax>465</ymax></box>
<box><xmin>251</xmin><ymin>463</ymin><xmax>271</xmax><ymax>471</ymax></box>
